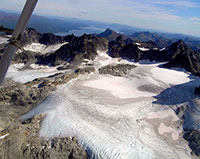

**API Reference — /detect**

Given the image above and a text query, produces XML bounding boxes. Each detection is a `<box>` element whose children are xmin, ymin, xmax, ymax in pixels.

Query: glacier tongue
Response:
<box><xmin>20</xmin><ymin>63</ymin><xmax>200</xmax><ymax>159</ymax></box>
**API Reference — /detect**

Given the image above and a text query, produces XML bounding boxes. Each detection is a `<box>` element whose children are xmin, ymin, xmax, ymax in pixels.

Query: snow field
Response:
<box><xmin>23</xmin><ymin>42</ymin><xmax>68</xmax><ymax>54</ymax></box>
<box><xmin>6</xmin><ymin>51</ymin><xmax>199</xmax><ymax>158</ymax></box>
<box><xmin>6</xmin><ymin>63</ymin><xmax>65</xmax><ymax>83</ymax></box>
<box><xmin>0</xmin><ymin>37</ymin><xmax>9</xmax><ymax>44</ymax></box>
<box><xmin>20</xmin><ymin>62</ymin><xmax>198</xmax><ymax>159</ymax></box>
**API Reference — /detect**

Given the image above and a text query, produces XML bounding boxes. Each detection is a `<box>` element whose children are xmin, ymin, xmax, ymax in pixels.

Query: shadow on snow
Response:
<box><xmin>153</xmin><ymin>70</ymin><xmax>200</xmax><ymax>130</ymax></box>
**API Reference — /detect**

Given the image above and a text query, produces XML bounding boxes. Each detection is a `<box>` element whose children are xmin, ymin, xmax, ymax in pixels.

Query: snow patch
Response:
<box><xmin>160</xmin><ymin>48</ymin><xmax>166</xmax><ymax>51</ymax></box>
<box><xmin>0</xmin><ymin>133</ymin><xmax>9</xmax><ymax>139</ymax></box>
<box><xmin>135</xmin><ymin>42</ymin><xmax>141</xmax><ymax>46</ymax></box>
<box><xmin>23</xmin><ymin>42</ymin><xmax>68</xmax><ymax>54</ymax></box>
<box><xmin>138</xmin><ymin>47</ymin><xmax>149</xmax><ymax>51</ymax></box>
<box><xmin>84</xmin><ymin>51</ymin><xmax>134</xmax><ymax>69</ymax></box>
<box><xmin>7</xmin><ymin>63</ymin><xmax>25</xmax><ymax>71</ymax></box>
<box><xmin>6</xmin><ymin>64</ymin><xmax>64</xmax><ymax>83</ymax></box>
<box><xmin>150</xmin><ymin>66</ymin><xmax>190</xmax><ymax>86</ymax></box>
<box><xmin>0</xmin><ymin>37</ymin><xmax>9</xmax><ymax>44</ymax></box>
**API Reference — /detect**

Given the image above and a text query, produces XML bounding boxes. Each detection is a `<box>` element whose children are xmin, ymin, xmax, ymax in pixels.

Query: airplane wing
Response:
<box><xmin>0</xmin><ymin>0</ymin><xmax>38</xmax><ymax>85</ymax></box>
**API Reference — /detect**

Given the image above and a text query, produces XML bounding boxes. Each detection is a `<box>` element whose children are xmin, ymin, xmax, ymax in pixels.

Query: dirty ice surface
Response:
<box><xmin>21</xmin><ymin>60</ymin><xmax>200</xmax><ymax>159</ymax></box>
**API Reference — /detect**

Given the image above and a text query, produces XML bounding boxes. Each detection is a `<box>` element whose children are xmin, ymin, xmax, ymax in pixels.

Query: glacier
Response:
<box><xmin>20</xmin><ymin>59</ymin><xmax>200</xmax><ymax>159</ymax></box>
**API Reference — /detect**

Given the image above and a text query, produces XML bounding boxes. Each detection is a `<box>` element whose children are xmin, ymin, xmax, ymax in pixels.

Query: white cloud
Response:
<box><xmin>149</xmin><ymin>0</ymin><xmax>200</xmax><ymax>8</ymax></box>
<box><xmin>132</xmin><ymin>12</ymin><xmax>181</xmax><ymax>21</ymax></box>
<box><xmin>189</xmin><ymin>17</ymin><xmax>200</xmax><ymax>22</ymax></box>
<box><xmin>0</xmin><ymin>0</ymin><xmax>199</xmax><ymax>36</ymax></box>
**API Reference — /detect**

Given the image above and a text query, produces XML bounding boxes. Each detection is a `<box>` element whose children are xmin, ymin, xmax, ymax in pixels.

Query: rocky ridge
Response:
<box><xmin>13</xmin><ymin>29</ymin><xmax>200</xmax><ymax>76</ymax></box>
<box><xmin>36</xmin><ymin>34</ymin><xmax>108</xmax><ymax>66</ymax></box>
<box><xmin>99</xmin><ymin>64</ymin><xmax>136</xmax><ymax>76</ymax></box>
<box><xmin>12</xmin><ymin>33</ymin><xmax>109</xmax><ymax>68</ymax></box>
<box><xmin>21</xmin><ymin>28</ymin><xmax>76</xmax><ymax>46</ymax></box>
<box><xmin>0</xmin><ymin>114</ymin><xmax>87</xmax><ymax>159</ymax></box>
<box><xmin>109</xmin><ymin>39</ymin><xmax>200</xmax><ymax>75</ymax></box>
<box><xmin>0</xmin><ymin>66</ymin><xmax>96</xmax><ymax>159</ymax></box>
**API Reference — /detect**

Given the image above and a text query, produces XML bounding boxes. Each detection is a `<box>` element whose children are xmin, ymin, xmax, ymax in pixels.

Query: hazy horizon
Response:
<box><xmin>0</xmin><ymin>0</ymin><xmax>200</xmax><ymax>37</ymax></box>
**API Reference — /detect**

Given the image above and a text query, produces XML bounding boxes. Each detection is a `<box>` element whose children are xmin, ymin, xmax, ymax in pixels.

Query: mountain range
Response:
<box><xmin>0</xmin><ymin>10</ymin><xmax>88</xmax><ymax>33</ymax></box>
<box><xmin>1</xmin><ymin>10</ymin><xmax>200</xmax><ymax>52</ymax></box>
<box><xmin>1</xmin><ymin>26</ymin><xmax>200</xmax><ymax>158</ymax></box>
<box><xmin>0</xmin><ymin>10</ymin><xmax>143</xmax><ymax>34</ymax></box>
<box><xmin>97</xmin><ymin>29</ymin><xmax>200</xmax><ymax>52</ymax></box>
<box><xmin>2</xmin><ymin>28</ymin><xmax>198</xmax><ymax>77</ymax></box>
<box><xmin>1</xmin><ymin>10</ymin><xmax>200</xmax><ymax>41</ymax></box>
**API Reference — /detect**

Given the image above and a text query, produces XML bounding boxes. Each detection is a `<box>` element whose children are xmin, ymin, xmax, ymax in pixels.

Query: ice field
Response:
<box><xmin>20</xmin><ymin>57</ymin><xmax>200</xmax><ymax>159</ymax></box>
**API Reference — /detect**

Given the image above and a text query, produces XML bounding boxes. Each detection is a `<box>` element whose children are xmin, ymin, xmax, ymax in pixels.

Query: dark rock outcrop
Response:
<box><xmin>36</xmin><ymin>34</ymin><xmax>108</xmax><ymax>66</ymax></box>
<box><xmin>117</xmin><ymin>43</ymin><xmax>142</xmax><ymax>61</ymax></box>
<box><xmin>183</xmin><ymin>130</ymin><xmax>200</xmax><ymax>156</ymax></box>
<box><xmin>109</xmin><ymin>39</ymin><xmax>200</xmax><ymax>75</ymax></box>
<box><xmin>13</xmin><ymin>51</ymin><xmax>41</xmax><ymax>65</ymax></box>
<box><xmin>163</xmin><ymin>40</ymin><xmax>200</xmax><ymax>75</ymax></box>
<box><xmin>21</xmin><ymin>28</ymin><xmax>41</xmax><ymax>46</ymax></box>
<box><xmin>140</xmin><ymin>41</ymin><xmax>157</xmax><ymax>49</ymax></box>
<box><xmin>194</xmin><ymin>86</ymin><xmax>200</xmax><ymax>95</ymax></box>
<box><xmin>14</xmin><ymin>32</ymin><xmax>107</xmax><ymax>68</ymax></box>
<box><xmin>0</xmin><ymin>82</ymin><xmax>53</xmax><ymax>108</ymax></box>
<box><xmin>0</xmin><ymin>114</ymin><xmax>87</xmax><ymax>159</ymax></box>
<box><xmin>124</xmin><ymin>37</ymin><xmax>134</xmax><ymax>45</ymax></box>
<box><xmin>108</xmin><ymin>40</ymin><xmax>126</xmax><ymax>58</ymax></box>
<box><xmin>109</xmin><ymin>41</ymin><xmax>166</xmax><ymax>62</ymax></box>
<box><xmin>0</xmin><ymin>67</ymin><xmax>96</xmax><ymax>107</ymax></box>
<box><xmin>39</xmin><ymin>33</ymin><xmax>65</xmax><ymax>45</ymax></box>
<box><xmin>99</xmin><ymin>64</ymin><xmax>136</xmax><ymax>76</ymax></box>
<box><xmin>21</xmin><ymin>28</ymin><xmax>76</xmax><ymax>46</ymax></box>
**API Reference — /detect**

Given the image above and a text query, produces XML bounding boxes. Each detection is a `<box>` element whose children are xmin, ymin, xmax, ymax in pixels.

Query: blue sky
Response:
<box><xmin>0</xmin><ymin>0</ymin><xmax>200</xmax><ymax>36</ymax></box>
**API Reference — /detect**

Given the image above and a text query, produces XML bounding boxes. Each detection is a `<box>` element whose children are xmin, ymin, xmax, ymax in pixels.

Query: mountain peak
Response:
<box><xmin>168</xmin><ymin>39</ymin><xmax>188</xmax><ymax>51</ymax></box>
<box><xmin>176</xmin><ymin>39</ymin><xmax>186</xmax><ymax>46</ymax></box>
<box><xmin>102</xmin><ymin>28</ymin><xmax>116</xmax><ymax>35</ymax></box>
<box><xmin>98</xmin><ymin>29</ymin><xmax>128</xmax><ymax>42</ymax></box>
